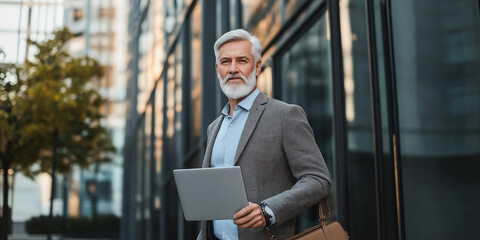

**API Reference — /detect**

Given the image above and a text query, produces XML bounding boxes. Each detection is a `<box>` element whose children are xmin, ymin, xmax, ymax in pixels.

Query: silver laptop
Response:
<box><xmin>173</xmin><ymin>166</ymin><xmax>248</xmax><ymax>221</ymax></box>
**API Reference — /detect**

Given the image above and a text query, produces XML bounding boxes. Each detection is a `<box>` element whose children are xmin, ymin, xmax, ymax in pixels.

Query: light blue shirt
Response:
<box><xmin>211</xmin><ymin>89</ymin><xmax>259</xmax><ymax>240</ymax></box>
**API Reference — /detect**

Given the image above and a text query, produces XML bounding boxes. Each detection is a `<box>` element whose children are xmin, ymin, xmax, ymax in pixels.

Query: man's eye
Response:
<box><xmin>221</xmin><ymin>60</ymin><xmax>230</xmax><ymax>64</ymax></box>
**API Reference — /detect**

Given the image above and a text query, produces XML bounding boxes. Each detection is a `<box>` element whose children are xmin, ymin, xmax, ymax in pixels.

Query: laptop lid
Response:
<box><xmin>173</xmin><ymin>166</ymin><xmax>248</xmax><ymax>221</ymax></box>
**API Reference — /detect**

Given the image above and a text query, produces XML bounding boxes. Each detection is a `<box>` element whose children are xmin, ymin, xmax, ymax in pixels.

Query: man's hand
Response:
<box><xmin>233</xmin><ymin>202</ymin><xmax>266</xmax><ymax>228</ymax></box>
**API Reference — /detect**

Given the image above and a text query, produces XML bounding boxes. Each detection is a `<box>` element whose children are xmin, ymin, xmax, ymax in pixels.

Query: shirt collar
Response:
<box><xmin>221</xmin><ymin>88</ymin><xmax>260</xmax><ymax>116</ymax></box>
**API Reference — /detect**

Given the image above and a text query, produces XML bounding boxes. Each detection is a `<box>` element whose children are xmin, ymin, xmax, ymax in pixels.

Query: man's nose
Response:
<box><xmin>228</xmin><ymin>61</ymin><xmax>239</xmax><ymax>74</ymax></box>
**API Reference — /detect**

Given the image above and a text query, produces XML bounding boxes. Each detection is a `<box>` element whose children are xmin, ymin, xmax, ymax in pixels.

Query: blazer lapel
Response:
<box><xmin>234</xmin><ymin>93</ymin><xmax>268</xmax><ymax>165</ymax></box>
<box><xmin>202</xmin><ymin>116</ymin><xmax>223</xmax><ymax>168</ymax></box>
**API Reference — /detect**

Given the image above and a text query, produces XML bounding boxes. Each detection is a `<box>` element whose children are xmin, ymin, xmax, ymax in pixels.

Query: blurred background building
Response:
<box><xmin>1</xmin><ymin>0</ymin><xmax>479</xmax><ymax>239</ymax></box>
<box><xmin>0</xmin><ymin>0</ymin><xmax>126</xmax><ymax>233</ymax></box>
<box><xmin>63</xmin><ymin>0</ymin><xmax>126</xmax><ymax>219</ymax></box>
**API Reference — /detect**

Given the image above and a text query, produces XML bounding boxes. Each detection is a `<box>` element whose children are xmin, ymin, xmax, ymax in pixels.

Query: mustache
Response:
<box><xmin>223</xmin><ymin>73</ymin><xmax>247</xmax><ymax>82</ymax></box>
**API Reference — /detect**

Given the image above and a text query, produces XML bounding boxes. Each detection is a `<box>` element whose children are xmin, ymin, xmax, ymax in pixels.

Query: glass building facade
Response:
<box><xmin>122</xmin><ymin>0</ymin><xmax>480</xmax><ymax>239</ymax></box>
<box><xmin>63</xmin><ymin>0</ymin><xmax>127</xmax><ymax>218</ymax></box>
<box><xmin>0</xmin><ymin>0</ymin><xmax>65</xmax><ymax>63</ymax></box>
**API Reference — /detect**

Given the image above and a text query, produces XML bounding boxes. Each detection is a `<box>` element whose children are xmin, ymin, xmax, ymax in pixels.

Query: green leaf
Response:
<box><xmin>0</xmin><ymin>27</ymin><xmax>115</xmax><ymax>176</ymax></box>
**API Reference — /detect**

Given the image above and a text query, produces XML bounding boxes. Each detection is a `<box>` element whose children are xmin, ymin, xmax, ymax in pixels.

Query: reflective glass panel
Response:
<box><xmin>284</xmin><ymin>0</ymin><xmax>311</xmax><ymax>20</ymax></box>
<box><xmin>135</xmin><ymin>116</ymin><xmax>145</xmax><ymax>240</ymax></box>
<box><xmin>162</xmin><ymin>53</ymin><xmax>179</xmax><ymax>239</ymax></box>
<box><xmin>257</xmin><ymin>65</ymin><xmax>272</xmax><ymax>97</ymax></box>
<box><xmin>279</xmin><ymin>13</ymin><xmax>333</xmax><ymax>232</ymax></box>
<box><xmin>191</xmin><ymin>4</ymin><xmax>202</xmax><ymax>143</ymax></box>
<box><xmin>153</xmin><ymin>79</ymin><xmax>164</xmax><ymax>240</ymax></box>
<box><xmin>242</xmin><ymin>0</ymin><xmax>281</xmax><ymax>44</ymax></box>
<box><xmin>151</xmin><ymin>0</ymin><xmax>166</xmax><ymax>80</ymax></box>
<box><xmin>339</xmin><ymin>0</ymin><xmax>378</xmax><ymax>238</ymax></box>
<box><xmin>174</xmin><ymin>42</ymin><xmax>183</xmax><ymax>161</ymax></box>
<box><xmin>155</xmin><ymin>81</ymin><xmax>164</xmax><ymax>175</ymax></box>
<box><xmin>143</xmin><ymin>103</ymin><xmax>152</xmax><ymax>239</ymax></box>
<box><xmin>391</xmin><ymin>0</ymin><xmax>480</xmax><ymax>239</ymax></box>
<box><xmin>242</xmin><ymin>0</ymin><xmax>321</xmax><ymax>45</ymax></box>
<box><xmin>138</xmin><ymin>19</ymin><xmax>151</xmax><ymax>113</ymax></box>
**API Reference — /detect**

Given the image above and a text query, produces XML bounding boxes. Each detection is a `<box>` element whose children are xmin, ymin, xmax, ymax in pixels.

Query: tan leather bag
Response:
<box><xmin>267</xmin><ymin>199</ymin><xmax>349</xmax><ymax>240</ymax></box>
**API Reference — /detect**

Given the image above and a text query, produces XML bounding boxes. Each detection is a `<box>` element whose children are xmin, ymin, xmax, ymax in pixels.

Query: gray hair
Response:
<box><xmin>214</xmin><ymin>29</ymin><xmax>262</xmax><ymax>63</ymax></box>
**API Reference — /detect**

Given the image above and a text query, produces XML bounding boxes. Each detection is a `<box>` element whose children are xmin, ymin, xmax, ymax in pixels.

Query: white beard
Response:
<box><xmin>217</xmin><ymin>67</ymin><xmax>257</xmax><ymax>100</ymax></box>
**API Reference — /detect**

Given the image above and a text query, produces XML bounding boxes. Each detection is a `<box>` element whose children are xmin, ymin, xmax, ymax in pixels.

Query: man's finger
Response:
<box><xmin>236</xmin><ymin>215</ymin><xmax>264</xmax><ymax>228</ymax></box>
<box><xmin>233</xmin><ymin>203</ymin><xmax>256</xmax><ymax>225</ymax></box>
<box><xmin>234</xmin><ymin>202</ymin><xmax>266</xmax><ymax>228</ymax></box>
<box><xmin>234</xmin><ymin>202</ymin><xmax>255</xmax><ymax>219</ymax></box>
<box><xmin>234</xmin><ymin>212</ymin><xmax>255</xmax><ymax>226</ymax></box>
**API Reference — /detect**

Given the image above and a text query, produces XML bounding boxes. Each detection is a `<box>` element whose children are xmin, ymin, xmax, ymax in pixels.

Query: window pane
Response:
<box><xmin>174</xmin><ymin>42</ymin><xmax>183</xmax><ymax>160</ymax></box>
<box><xmin>155</xmin><ymin>81</ymin><xmax>164</xmax><ymax>175</ymax></box>
<box><xmin>279</xmin><ymin>13</ymin><xmax>333</xmax><ymax>232</ymax></box>
<box><xmin>152</xmin><ymin>0</ymin><xmax>166</xmax><ymax>80</ymax></box>
<box><xmin>257</xmin><ymin>65</ymin><xmax>272</xmax><ymax>97</ymax></box>
<box><xmin>339</xmin><ymin>0</ymin><xmax>378</xmax><ymax>238</ymax></box>
<box><xmin>242</xmin><ymin>0</ymin><xmax>321</xmax><ymax>45</ymax></box>
<box><xmin>191</xmin><ymin>4</ymin><xmax>202</xmax><ymax>143</ymax></box>
<box><xmin>143</xmin><ymin>104</ymin><xmax>153</xmax><ymax>239</ymax></box>
<box><xmin>242</xmin><ymin>0</ymin><xmax>281</xmax><ymax>44</ymax></box>
<box><xmin>137</xmin><ymin>19</ymin><xmax>150</xmax><ymax>113</ymax></box>
<box><xmin>0</xmin><ymin>4</ymin><xmax>20</xmax><ymax>30</ymax></box>
<box><xmin>135</xmin><ymin>116</ymin><xmax>145</xmax><ymax>239</ymax></box>
<box><xmin>391</xmin><ymin>0</ymin><xmax>480</xmax><ymax>239</ymax></box>
<box><xmin>0</xmin><ymin>32</ymin><xmax>19</xmax><ymax>63</ymax></box>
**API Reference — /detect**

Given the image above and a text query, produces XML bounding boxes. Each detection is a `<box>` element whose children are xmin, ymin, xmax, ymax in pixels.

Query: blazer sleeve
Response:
<box><xmin>263</xmin><ymin>105</ymin><xmax>331</xmax><ymax>225</ymax></box>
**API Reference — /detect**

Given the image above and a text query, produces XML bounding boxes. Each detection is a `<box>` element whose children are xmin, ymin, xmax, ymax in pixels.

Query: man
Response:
<box><xmin>197</xmin><ymin>29</ymin><xmax>331</xmax><ymax>240</ymax></box>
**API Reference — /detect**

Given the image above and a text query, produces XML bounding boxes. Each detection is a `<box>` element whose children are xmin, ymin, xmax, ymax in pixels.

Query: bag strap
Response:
<box><xmin>265</xmin><ymin>226</ymin><xmax>278</xmax><ymax>240</ymax></box>
<box><xmin>318</xmin><ymin>198</ymin><xmax>335</xmax><ymax>239</ymax></box>
<box><xmin>319</xmin><ymin>199</ymin><xmax>328</xmax><ymax>239</ymax></box>
<box><xmin>318</xmin><ymin>198</ymin><xmax>333</xmax><ymax>222</ymax></box>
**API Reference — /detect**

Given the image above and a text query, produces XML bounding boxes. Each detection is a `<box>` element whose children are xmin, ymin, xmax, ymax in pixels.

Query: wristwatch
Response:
<box><xmin>259</xmin><ymin>202</ymin><xmax>272</xmax><ymax>226</ymax></box>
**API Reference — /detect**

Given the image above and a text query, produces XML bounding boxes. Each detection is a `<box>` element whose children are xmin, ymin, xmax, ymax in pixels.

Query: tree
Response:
<box><xmin>1</xmin><ymin>48</ymin><xmax>47</xmax><ymax>240</ymax></box>
<box><xmin>0</xmin><ymin>28</ymin><xmax>115</xmax><ymax>240</ymax></box>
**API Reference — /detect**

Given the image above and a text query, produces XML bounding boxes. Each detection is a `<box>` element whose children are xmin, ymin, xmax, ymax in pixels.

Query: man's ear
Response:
<box><xmin>256</xmin><ymin>60</ymin><xmax>262</xmax><ymax>76</ymax></box>
<box><xmin>215</xmin><ymin>63</ymin><xmax>218</xmax><ymax>72</ymax></box>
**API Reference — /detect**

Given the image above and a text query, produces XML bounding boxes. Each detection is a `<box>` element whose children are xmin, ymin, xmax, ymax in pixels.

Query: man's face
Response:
<box><xmin>216</xmin><ymin>40</ymin><xmax>262</xmax><ymax>100</ymax></box>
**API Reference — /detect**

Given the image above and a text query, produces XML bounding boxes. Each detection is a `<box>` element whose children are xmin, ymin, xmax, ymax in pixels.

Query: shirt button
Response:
<box><xmin>229</xmin><ymin>124</ymin><xmax>233</xmax><ymax>127</ymax></box>
<box><xmin>226</xmin><ymin>142</ymin><xmax>230</xmax><ymax>146</ymax></box>
<box><xmin>225</xmin><ymin>235</ymin><xmax>229</xmax><ymax>238</ymax></box>
<box><xmin>226</xmin><ymin>164</ymin><xmax>230</xmax><ymax>166</ymax></box>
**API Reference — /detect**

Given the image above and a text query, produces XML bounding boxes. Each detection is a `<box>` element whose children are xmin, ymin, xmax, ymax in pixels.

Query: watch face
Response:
<box><xmin>260</xmin><ymin>202</ymin><xmax>273</xmax><ymax>225</ymax></box>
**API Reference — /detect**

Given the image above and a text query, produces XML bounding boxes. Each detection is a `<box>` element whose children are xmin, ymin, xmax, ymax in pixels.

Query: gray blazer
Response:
<box><xmin>197</xmin><ymin>92</ymin><xmax>331</xmax><ymax>240</ymax></box>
